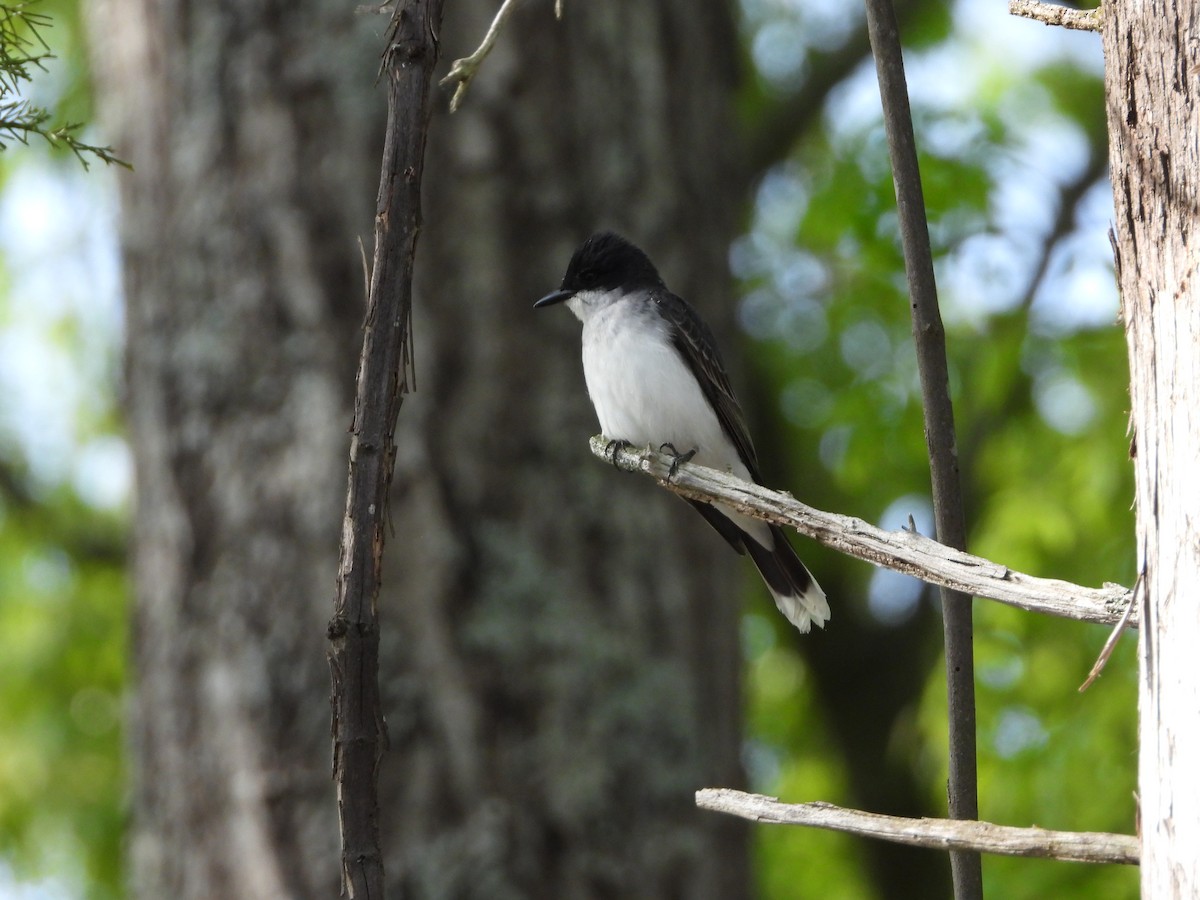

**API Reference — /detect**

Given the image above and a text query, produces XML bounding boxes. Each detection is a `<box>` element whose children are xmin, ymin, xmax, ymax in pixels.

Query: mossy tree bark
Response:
<box><xmin>90</xmin><ymin>0</ymin><xmax>750</xmax><ymax>895</ymax></box>
<box><xmin>382</xmin><ymin>2</ymin><xmax>749</xmax><ymax>895</ymax></box>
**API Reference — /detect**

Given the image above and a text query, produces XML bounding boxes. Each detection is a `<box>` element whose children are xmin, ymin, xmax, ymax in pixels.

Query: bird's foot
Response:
<box><xmin>604</xmin><ymin>438</ymin><xmax>633</xmax><ymax>469</ymax></box>
<box><xmin>659</xmin><ymin>443</ymin><xmax>697</xmax><ymax>481</ymax></box>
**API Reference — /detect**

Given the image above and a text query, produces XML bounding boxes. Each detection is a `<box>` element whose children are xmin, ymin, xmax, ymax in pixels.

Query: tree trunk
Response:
<box><xmin>89</xmin><ymin>0</ymin><xmax>749</xmax><ymax>896</ymax></box>
<box><xmin>87</xmin><ymin>1</ymin><xmax>378</xmax><ymax>895</ymax></box>
<box><xmin>381</xmin><ymin>2</ymin><xmax>750</xmax><ymax>896</ymax></box>
<box><xmin>1102</xmin><ymin>4</ymin><xmax>1200</xmax><ymax>896</ymax></box>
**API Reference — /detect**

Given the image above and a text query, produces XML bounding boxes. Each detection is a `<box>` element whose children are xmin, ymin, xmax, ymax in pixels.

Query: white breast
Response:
<box><xmin>576</xmin><ymin>296</ymin><xmax>748</xmax><ymax>480</ymax></box>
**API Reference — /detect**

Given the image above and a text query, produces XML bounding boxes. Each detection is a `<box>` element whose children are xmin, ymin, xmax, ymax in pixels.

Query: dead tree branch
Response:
<box><xmin>696</xmin><ymin>789</ymin><xmax>1139</xmax><ymax>866</ymax></box>
<box><xmin>591</xmin><ymin>438</ymin><xmax>1135</xmax><ymax>628</ymax></box>
<box><xmin>863</xmin><ymin>1</ymin><xmax>980</xmax><ymax>894</ymax></box>
<box><xmin>440</xmin><ymin>0</ymin><xmax>529</xmax><ymax>111</ymax></box>
<box><xmin>328</xmin><ymin>1</ymin><xmax>445</xmax><ymax>896</ymax></box>
<box><xmin>1009</xmin><ymin>0</ymin><xmax>1103</xmax><ymax>31</ymax></box>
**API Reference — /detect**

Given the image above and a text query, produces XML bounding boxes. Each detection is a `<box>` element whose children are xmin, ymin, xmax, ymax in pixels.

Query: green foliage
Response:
<box><xmin>737</xmin><ymin>3</ymin><xmax>1136</xmax><ymax>897</ymax></box>
<box><xmin>969</xmin><ymin>609</ymin><xmax>1138</xmax><ymax>899</ymax></box>
<box><xmin>0</xmin><ymin>3</ymin><xmax>127</xmax><ymax>893</ymax></box>
<box><xmin>0</xmin><ymin>1</ymin><xmax>1143</xmax><ymax>898</ymax></box>
<box><xmin>899</xmin><ymin>1</ymin><xmax>954</xmax><ymax>50</ymax></box>
<box><xmin>744</xmin><ymin>622</ymin><xmax>877</xmax><ymax>896</ymax></box>
<box><xmin>0</xmin><ymin>1</ymin><xmax>125</xmax><ymax>168</ymax></box>
<box><xmin>0</xmin><ymin>481</ymin><xmax>126</xmax><ymax>898</ymax></box>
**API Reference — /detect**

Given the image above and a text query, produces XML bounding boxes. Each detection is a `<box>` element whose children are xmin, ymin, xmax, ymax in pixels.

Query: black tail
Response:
<box><xmin>686</xmin><ymin>501</ymin><xmax>830</xmax><ymax>632</ymax></box>
<box><xmin>742</xmin><ymin>525</ymin><xmax>830</xmax><ymax>632</ymax></box>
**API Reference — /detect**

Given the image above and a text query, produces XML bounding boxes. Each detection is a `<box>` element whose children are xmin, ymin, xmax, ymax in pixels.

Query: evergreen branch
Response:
<box><xmin>0</xmin><ymin>2</ymin><xmax>130</xmax><ymax>168</ymax></box>
<box><xmin>0</xmin><ymin>3</ymin><xmax>54</xmax><ymax>91</ymax></box>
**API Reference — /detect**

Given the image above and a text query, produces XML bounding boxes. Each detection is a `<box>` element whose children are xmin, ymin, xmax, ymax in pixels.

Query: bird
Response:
<box><xmin>535</xmin><ymin>231</ymin><xmax>829</xmax><ymax>633</ymax></box>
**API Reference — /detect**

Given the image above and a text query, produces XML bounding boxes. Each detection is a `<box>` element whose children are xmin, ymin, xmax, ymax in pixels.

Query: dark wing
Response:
<box><xmin>651</xmin><ymin>287</ymin><xmax>761</xmax><ymax>481</ymax></box>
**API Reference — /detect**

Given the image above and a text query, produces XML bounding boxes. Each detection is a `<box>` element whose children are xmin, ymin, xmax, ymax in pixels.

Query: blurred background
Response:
<box><xmin>0</xmin><ymin>0</ymin><xmax>1135</xmax><ymax>897</ymax></box>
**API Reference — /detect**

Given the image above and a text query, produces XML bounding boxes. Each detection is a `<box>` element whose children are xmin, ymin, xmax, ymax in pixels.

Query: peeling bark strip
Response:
<box><xmin>696</xmin><ymin>790</ymin><xmax>1139</xmax><ymax>866</ymax></box>
<box><xmin>1101</xmin><ymin>3</ymin><xmax>1200</xmax><ymax>896</ymax></box>
<box><xmin>329</xmin><ymin>2</ymin><xmax>446</xmax><ymax>896</ymax></box>
<box><xmin>592</xmin><ymin>438</ymin><xmax>1135</xmax><ymax>627</ymax></box>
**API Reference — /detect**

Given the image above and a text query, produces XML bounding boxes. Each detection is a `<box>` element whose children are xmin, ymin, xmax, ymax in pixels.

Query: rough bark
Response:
<box><xmin>380</xmin><ymin>2</ymin><xmax>750</xmax><ymax>896</ymax></box>
<box><xmin>329</xmin><ymin>2</ymin><xmax>446</xmax><ymax>895</ymax></box>
<box><xmin>1102</xmin><ymin>3</ymin><xmax>1200</xmax><ymax>897</ymax></box>
<box><xmin>89</xmin><ymin>0</ymin><xmax>749</xmax><ymax>896</ymax></box>
<box><xmin>87</xmin><ymin>1</ymin><xmax>378</xmax><ymax>895</ymax></box>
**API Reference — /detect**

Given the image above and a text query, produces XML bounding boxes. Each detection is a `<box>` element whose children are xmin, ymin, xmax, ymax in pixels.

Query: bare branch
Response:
<box><xmin>865</xmin><ymin>0</ymin><xmax>966</xmax><ymax>585</ymax></box>
<box><xmin>863</xmin><ymin>2</ymin><xmax>981</xmax><ymax>892</ymax></box>
<box><xmin>696</xmin><ymin>789</ymin><xmax>1139</xmax><ymax>866</ymax></box>
<box><xmin>1009</xmin><ymin>0</ymin><xmax>1103</xmax><ymax>31</ymax></box>
<box><xmin>591</xmin><ymin>438</ymin><xmax>1136</xmax><ymax>627</ymax></box>
<box><xmin>1079</xmin><ymin>572</ymin><xmax>1139</xmax><ymax>691</ymax></box>
<box><xmin>440</xmin><ymin>0</ymin><xmax>523</xmax><ymax>112</ymax></box>
<box><xmin>329</xmin><ymin>0</ymin><xmax>445</xmax><ymax>895</ymax></box>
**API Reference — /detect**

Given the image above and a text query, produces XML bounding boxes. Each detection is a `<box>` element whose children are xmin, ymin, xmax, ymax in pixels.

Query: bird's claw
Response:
<box><xmin>659</xmin><ymin>443</ymin><xmax>697</xmax><ymax>481</ymax></box>
<box><xmin>604</xmin><ymin>438</ymin><xmax>633</xmax><ymax>469</ymax></box>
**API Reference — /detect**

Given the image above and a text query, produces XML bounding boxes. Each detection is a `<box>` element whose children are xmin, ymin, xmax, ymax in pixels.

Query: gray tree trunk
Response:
<box><xmin>89</xmin><ymin>0</ymin><xmax>749</xmax><ymax>896</ymax></box>
<box><xmin>87</xmin><ymin>1</ymin><xmax>378</xmax><ymax>895</ymax></box>
<box><xmin>382</xmin><ymin>2</ymin><xmax>750</xmax><ymax>896</ymax></box>
<box><xmin>1102</xmin><ymin>4</ymin><xmax>1200</xmax><ymax>897</ymax></box>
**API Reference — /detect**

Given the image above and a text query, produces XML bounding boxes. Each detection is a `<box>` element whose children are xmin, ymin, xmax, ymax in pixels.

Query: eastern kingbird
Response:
<box><xmin>535</xmin><ymin>232</ymin><xmax>830</xmax><ymax>633</ymax></box>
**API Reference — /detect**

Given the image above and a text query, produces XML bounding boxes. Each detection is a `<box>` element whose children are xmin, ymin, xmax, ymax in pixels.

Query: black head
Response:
<box><xmin>535</xmin><ymin>232</ymin><xmax>663</xmax><ymax>308</ymax></box>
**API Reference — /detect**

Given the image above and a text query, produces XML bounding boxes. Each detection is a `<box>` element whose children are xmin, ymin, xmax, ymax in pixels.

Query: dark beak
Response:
<box><xmin>534</xmin><ymin>289</ymin><xmax>574</xmax><ymax>309</ymax></box>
